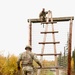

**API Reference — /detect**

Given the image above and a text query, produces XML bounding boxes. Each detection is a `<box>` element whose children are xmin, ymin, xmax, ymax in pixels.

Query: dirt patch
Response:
<box><xmin>71</xmin><ymin>72</ymin><xmax>75</xmax><ymax>75</ymax></box>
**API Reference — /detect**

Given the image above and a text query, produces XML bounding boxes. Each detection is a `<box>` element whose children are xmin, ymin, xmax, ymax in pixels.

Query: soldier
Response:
<box><xmin>17</xmin><ymin>45</ymin><xmax>42</xmax><ymax>75</ymax></box>
<box><xmin>39</xmin><ymin>8</ymin><xmax>48</xmax><ymax>22</ymax></box>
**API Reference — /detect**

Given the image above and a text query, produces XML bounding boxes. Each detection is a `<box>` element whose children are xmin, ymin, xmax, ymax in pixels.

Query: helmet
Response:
<box><xmin>25</xmin><ymin>45</ymin><xmax>32</xmax><ymax>50</ymax></box>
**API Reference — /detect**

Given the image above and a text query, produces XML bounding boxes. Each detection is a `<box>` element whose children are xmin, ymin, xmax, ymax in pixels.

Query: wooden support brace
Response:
<box><xmin>41</xmin><ymin>31</ymin><xmax>58</xmax><ymax>34</ymax></box>
<box><xmin>39</xmin><ymin>42</ymin><xmax>60</xmax><ymax>44</ymax></box>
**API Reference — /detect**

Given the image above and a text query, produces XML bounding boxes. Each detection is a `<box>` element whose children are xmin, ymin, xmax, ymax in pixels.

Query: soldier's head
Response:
<box><xmin>42</xmin><ymin>8</ymin><xmax>45</xmax><ymax>12</ymax></box>
<box><xmin>25</xmin><ymin>45</ymin><xmax>32</xmax><ymax>51</ymax></box>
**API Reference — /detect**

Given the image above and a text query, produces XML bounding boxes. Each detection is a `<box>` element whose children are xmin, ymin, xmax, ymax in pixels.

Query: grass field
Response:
<box><xmin>46</xmin><ymin>71</ymin><xmax>54</xmax><ymax>75</ymax></box>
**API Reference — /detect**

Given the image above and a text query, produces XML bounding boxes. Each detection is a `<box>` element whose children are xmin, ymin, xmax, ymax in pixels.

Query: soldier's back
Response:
<box><xmin>21</xmin><ymin>51</ymin><xmax>34</xmax><ymax>72</ymax></box>
<box><xmin>21</xmin><ymin>51</ymin><xmax>34</xmax><ymax>66</ymax></box>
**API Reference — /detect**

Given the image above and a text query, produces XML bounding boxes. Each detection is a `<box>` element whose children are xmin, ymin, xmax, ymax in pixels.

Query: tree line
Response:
<box><xmin>0</xmin><ymin>54</ymin><xmax>55</xmax><ymax>75</ymax></box>
<box><xmin>0</xmin><ymin>48</ymin><xmax>75</xmax><ymax>75</ymax></box>
<box><xmin>57</xmin><ymin>48</ymin><xmax>75</xmax><ymax>72</ymax></box>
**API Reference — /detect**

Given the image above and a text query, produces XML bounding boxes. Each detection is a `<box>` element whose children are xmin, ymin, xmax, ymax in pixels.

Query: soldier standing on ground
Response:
<box><xmin>17</xmin><ymin>45</ymin><xmax>42</xmax><ymax>75</ymax></box>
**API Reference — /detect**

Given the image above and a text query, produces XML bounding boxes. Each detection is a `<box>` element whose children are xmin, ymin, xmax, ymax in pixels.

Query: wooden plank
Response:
<box><xmin>36</xmin><ymin>53</ymin><xmax>61</xmax><ymax>56</ymax></box>
<box><xmin>50</xmin><ymin>12</ymin><xmax>59</xmax><ymax>75</ymax></box>
<box><xmin>39</xmin><ymin>42</ymin><xmax>60</xmax><ymax>44</ymax></box>
<box><xmin>41</xmin><ymin>31</ymin><xmax>58</xmax><ymax>34</ymax></box>
<box><xmin>29</xmin><ymin>23</ymin><xmax>32</xmax><ymax>46</ymax></box>
<box><xmin>27</xmin><ymin>16</ymin><xmax>74</xmax><ymax>23</ymax></box>
<box><xmin>35</xmin><ymin>66</ymin><xmax>63</xmax><ymax>69</ymax></box>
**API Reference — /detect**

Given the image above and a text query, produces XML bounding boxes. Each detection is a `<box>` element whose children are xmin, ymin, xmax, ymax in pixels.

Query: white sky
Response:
<box><xmin>0</xmin><ymin>0</ymin><xmax>75</xmax><ymax>60</ymax></box>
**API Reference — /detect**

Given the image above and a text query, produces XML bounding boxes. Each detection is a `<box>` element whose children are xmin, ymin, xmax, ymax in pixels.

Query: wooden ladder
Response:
<box><xmin>37</xmin><ymin>11</ymin><xmax>60</xmax><ymax>75</ymax></box>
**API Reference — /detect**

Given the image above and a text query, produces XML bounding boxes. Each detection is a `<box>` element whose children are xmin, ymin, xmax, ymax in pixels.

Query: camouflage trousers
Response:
<box><xmin>40</xmin><ymin>16</ymin><xmax>46</xmax><ymax>22</ymax></box>
<box><xmin>22</xmin><ymin>66</ymin><xmax>34</xmax><ymax>75</ymax></box>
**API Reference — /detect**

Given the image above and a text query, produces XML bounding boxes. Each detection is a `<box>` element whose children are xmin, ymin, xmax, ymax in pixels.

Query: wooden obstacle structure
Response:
<box><xmin>27</xmin><ymin>15</ymin><xmax>74</xmax><ymax>75</ymax></box>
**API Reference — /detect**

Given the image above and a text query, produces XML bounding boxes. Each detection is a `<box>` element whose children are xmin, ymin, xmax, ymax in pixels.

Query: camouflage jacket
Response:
<box><xmin>39</xmin><ymin>11</ymin><xmax>48</xmax><ymax>17</ymax></box>
<box><xmin>17</xmin><ymin>50</ymin><xmax>40</xmax><ymax>67</ymax></box>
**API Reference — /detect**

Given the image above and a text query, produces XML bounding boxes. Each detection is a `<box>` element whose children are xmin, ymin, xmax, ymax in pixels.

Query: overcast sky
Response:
<box><xmin>0</xmin><ymin>0</ymin><xmax>75</xmax><ymax>60</ymax></box>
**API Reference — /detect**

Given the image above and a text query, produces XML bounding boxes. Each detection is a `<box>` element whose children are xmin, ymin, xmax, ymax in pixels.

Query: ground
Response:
<box><xmin>71</xmin><ymin>71</ymin><xmax>75</xmax><ymax>75</ymax></box>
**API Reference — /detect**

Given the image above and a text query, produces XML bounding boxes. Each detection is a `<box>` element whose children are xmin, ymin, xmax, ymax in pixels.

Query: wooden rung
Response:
<box><xmin>41</xmin><ymin>31</ymin><xmax>58</xmax><ymax>34</ymax></box>
<box><xmin>35</xmin><ymin>66</ymin><xmax>63</xmax><ymax>69</ymax></box>
<box><xmin>39</xmin><ymin>42</ymin><xmax>60</xmax><ymax>44</ymax></box>
<box><xmin>36</xmin><ymin>53</ymin><xmax>61</xmax><ymax>56</ymax></box>
<box><xmin>50</xmin><ymin>69</ymin><xmax>56</xmax><ymax>71</ymax></box>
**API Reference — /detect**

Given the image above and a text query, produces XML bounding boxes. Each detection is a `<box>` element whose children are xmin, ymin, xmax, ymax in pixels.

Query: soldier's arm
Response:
<box><xmin>45</xmin><ymin>11</ymin><xmax>48</xmax><ymax>14</ymax></box>
<box><xmin>17</xmin><ymin>54</ymin><xmax>22</xmax><ymax>67</ymax></box>
<box><xmin>33</xmin><ymin>54</ymin><xmax>42</xmax><ymax>68</ymax></box>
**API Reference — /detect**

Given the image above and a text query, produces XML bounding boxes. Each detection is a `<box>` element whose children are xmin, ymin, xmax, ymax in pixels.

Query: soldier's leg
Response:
<box><xmin>22</xmin><ymin>67</ymin><xmax>27</xmax><ymax>75</ymax></box>
<box><xmin>22</xmin><ymin>70</ymin><xmax>28</xmax><ymax>75</ymax></box>
<box><xmin>27</xmin><ymin>71</ymin><xmax>34</xmax><ymax>75</ymax></box>
<box><xmin>40</xmin><ymin>16</ymin><xmax>44</xmax><ymax>25</ymax></box>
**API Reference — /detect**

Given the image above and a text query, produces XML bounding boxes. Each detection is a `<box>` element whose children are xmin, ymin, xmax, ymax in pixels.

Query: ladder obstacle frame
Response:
<box><xmin>28</xmin><ymin>16</ymin><xmax>74</xmax><ymax>75</ymax></box>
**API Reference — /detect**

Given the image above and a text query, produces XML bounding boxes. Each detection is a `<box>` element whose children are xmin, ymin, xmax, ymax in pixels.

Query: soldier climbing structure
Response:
<box><xmin>27</xmin><ymin>10</ymin><xmax>74</xmax><ymax>75</ymax></box>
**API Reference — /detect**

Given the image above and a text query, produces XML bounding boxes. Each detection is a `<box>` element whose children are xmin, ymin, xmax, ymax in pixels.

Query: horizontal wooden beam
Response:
<box><xmin>36</xmin><ymin>53</ymin><xmax>61</xmax><ymax>56</ymax></box>
<box><xmin>39</xmin><ymin>42</ymin><xmax>60</xmax><ymax>44</ymax></box>
<box><xmin>41</xmin><ymin>31</ymin><xmax>58</xmax><ymax>34</ymax></box>
<box><xmin>41</xmin><ymin>21</ymin><xmax>57</xmax><ymax>24</ymax></box>
<box><xmin>27</xmin><ymin>16</ymin><xmax>74</xmax><ymax>23</ymax></box>
<box><xmin>35</xmin><ymin>66</ymin><xmax>63</xmax><ymax>69</ymax></box>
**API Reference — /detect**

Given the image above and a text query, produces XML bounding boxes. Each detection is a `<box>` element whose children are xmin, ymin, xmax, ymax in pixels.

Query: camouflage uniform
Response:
<box><xmin>17</xmin><ymin>45</ymin><xmax>42</xmax><ymax>75</ymax></box>
<box><xmin>39</xmin><ymin>8</ymin><xmax>48</xmax><ymax>21</ymax></box>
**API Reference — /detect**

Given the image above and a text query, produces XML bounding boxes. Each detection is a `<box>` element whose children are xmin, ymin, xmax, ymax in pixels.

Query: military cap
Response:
<box><xmin>25</xmin><ymin>45</ymin><xmax>32</xmax><ymax>50</ymax></box>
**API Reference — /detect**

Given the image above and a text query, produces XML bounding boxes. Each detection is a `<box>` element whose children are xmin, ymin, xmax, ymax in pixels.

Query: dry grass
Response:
<box><xmin>71</xmin><ymin>71</ymin><xmax>75</xmax><ymax>75</ymax></box>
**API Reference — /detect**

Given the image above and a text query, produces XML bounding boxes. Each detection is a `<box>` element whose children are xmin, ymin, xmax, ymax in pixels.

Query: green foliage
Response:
<box><xmin>47</xmin><ymin>70</ymin><xmax>54</xmax><ymax>75</ymax></box>
<box><xmin>40</xmin><ymin>70</ymin><xmax>54</xmax><ymax>75</ymax></box>
<box><xmin>33</xmin><ymin>59</ymin><xmax>55</xmax><ymax>75</ymax></box>
<box><xmin>58</xmin><ymin>55</ymin><xmax>62</xmax><ymax>66</ymax></box>
<box><xmin>72</xmin><ymin>49</ymin><xmax>75</xmax><ymax>72</ymax></box>
<box><xmin>58</xmin><ymin>55</ymin><xmax>68</xmax><ymax>68</ymax></box>
<box><xmin>39</xmin><ymin>60</ymin><xmax>55</xmax><ymax>75</ymax></box>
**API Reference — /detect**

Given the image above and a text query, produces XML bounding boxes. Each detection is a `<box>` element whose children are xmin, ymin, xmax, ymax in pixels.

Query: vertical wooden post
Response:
<box><xmin>51</xmin><ymin>11</ymin><xmax>59</xmax><ymax>75</ymax></box>
<box><xmin>67</xmin><ymin>18</ymin><xmax>73</xmax><ymax>75</ymax></box>
<box><xmin>37</xmin><ymin>24</ymin><xmax>49</xmax><ymax>75</ymax></box>
<box><xmin>29</xmin><ymin>21</ymin><xmax>32</xmax><ymax>46</ymax></box>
